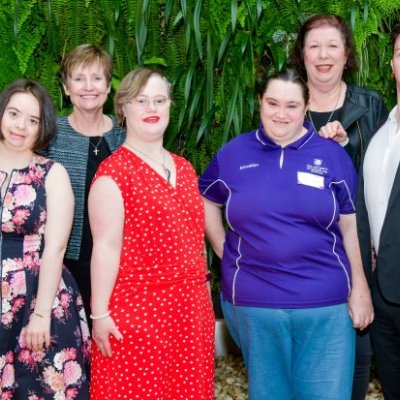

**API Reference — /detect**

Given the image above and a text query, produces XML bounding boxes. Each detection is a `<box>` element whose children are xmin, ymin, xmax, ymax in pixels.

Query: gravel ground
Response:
<box><xmin>215</xmin><ymin>355</ymin><xmax>383</xmax><ymax>400</ymax></box>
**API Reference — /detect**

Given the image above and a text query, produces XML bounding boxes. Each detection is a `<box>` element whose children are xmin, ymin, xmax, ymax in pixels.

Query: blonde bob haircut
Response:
<box><xmin>60</xmin><ymin>44</ymin><xmax>113</xmax><ymax>86</ymax></box>
<box><xmin>114</xmin><ymin>68</ymin><xmax>172</xmax><ymax>126</ymax></box>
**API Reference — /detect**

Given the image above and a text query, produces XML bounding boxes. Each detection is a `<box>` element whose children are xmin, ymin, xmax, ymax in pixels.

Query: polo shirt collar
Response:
<box><xmin>255</xmin><ymin>120</ymin><xmax>315</xmax><ymax>150</ymax></box>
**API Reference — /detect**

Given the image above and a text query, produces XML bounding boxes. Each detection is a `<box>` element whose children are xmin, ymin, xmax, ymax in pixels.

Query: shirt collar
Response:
<box><xmin>388</xmin><ymin>105</ymin><xmax>400</xmax><ymax>124</ymax></box>
<box><xmin>387</xmin><ymin>106</ymin><xmax>400</xmax><ymax>143</ymax></box>
<box><xmin>255</xmin><ymin>120</ymin><xmax>315</xmax><ymax>150</ymax></box>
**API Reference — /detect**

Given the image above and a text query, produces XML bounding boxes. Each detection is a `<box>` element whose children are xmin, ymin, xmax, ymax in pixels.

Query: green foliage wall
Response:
<box><xmin>1</xmin><ymin>0</ymin><xmax>400</xmax><ymax>169</ymax></box>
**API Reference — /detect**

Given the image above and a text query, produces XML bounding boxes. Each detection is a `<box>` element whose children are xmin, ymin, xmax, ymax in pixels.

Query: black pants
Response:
<box><xmin>352</xmin><ymin>329</ymin><xmax>372</xmax><ymax>400</ymax></box>
<box><xmin>64</xmin><ymin>258</ymin><xmax>92</xmax><ymax>330</ymax></box>
<box><xmin>370</xmin><ymin>274</ymin><xmax>400</xmax><ymax>400</ymax></box>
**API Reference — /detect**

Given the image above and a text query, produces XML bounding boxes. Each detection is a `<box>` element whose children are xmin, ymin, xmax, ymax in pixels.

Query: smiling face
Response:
<box><xmin>123</xmin><ymin>74</ymin><xmax>171</xmax><ymax>143</ymax></box>
<box><xmin>1</xmin><ymin>92</ymin><xmax>40</xmax><ymax>152</ymax></box>
<box><xmin>64</xmin><ymin>61</ymin><xmax>110</xmax><ymax>113</ymax></box>
<box><xmin>303</xmin><ymin>26</ymin><xmax>347</xmax><ymax>87</ymax></box>
<box><xmin>259</xmin><ymin>79</ymin><xmax>308</xmax><ymax>146</ymax></box>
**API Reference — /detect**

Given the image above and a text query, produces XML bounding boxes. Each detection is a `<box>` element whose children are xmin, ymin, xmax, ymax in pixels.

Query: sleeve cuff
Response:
<box><xmin>340</xmin><ymin>137</ymin><xmax>350</xmax><ymax>147</ymax></box>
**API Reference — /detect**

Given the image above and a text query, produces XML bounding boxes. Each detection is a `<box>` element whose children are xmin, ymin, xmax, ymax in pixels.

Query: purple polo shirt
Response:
<box><xmin>199</xmin><ymin>121</ymin><xmax>357</xmax><ymax>308</ymax></box>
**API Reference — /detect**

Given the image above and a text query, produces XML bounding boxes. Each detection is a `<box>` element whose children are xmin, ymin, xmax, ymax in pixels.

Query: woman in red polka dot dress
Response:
<box><xmin>88</xmin><ymin>68</ymin><xmax>215</xmax><ymax>399</ymax></box>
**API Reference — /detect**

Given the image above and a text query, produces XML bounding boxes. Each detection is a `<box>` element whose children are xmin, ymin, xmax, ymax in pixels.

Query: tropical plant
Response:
<box><xmin>1</xmin><ymin>0</ymin><xmax>399</xmax><ymax>157</ymax></box>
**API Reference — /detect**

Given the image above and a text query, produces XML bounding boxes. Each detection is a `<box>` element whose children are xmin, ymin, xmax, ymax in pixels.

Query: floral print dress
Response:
<box><xmin>0</xmin><ymin>155</ymin><xmax>90</xmax><ymax>399</ymax></box>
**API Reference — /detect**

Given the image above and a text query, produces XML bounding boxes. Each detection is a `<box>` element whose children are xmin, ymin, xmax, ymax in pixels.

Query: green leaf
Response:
<box><xmin>143</xmin><ymin>57</ymin><xmax>168</xmax><ymax>66</ymax></box>
<box><xmin>135</xmin><ymin>0</ymin><xmax>149</xmax><ymax>63</ymax></box>
<box><xmin>217</xmin><ymin>29</ymin><xmax>232</xmax><ymax>64</ymax></box>
<box><xmin>231</xmin><ymin>0</ymin><xmax>237</xmax><ymax>32</ymax></box>
<box><xmin>196</xmin><ymin>108</ymin><xmax>214</xmax><ymax>143</ymax></box>
<box><xmin>184</xmin><ymin>66</ymin><xmax>195</xmax><ymax>102</ymax></box>
<box><xmin>164</xmin><ymin>0</ymin><xmax>173</xmax><ymax>23</ymax></box>
<box><xmin>222</xmin><ymin>79</ymin><xmax>240</xmax><ymax>145</ymax></box>
<box><xmin>180</xmin><ymin>0</ymin><xmax>187</xmax><ymax>20</ymax></box>
<box><xmin>363</xmin><ymin>3</ymin><xmax>369</xmax><ymax>22</ymax></box>
<box><xmin>173</xmin><ymin>10</ymin><xmax>183</xmax><ymax>26</ymax></box>
<box><xmin>187</xmin><ymin>84</ymin><xmax>203</xmax><ymax>131</ymax></box>
<box><xmin>193</xmin><ymin>0</ymin><xmax>203</xmax><ymax>59</ymax></box>
<box><xmin>350</xmin><ymin>6</ymin><xmax>357</xmax><ymax>30</ymax></box>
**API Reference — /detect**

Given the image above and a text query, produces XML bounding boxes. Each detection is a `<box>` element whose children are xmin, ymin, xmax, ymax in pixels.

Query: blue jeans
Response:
<box><xmin>221</xmin><ymin>298</ymin><xmax>355</xmax><ymax>400</ymax></box>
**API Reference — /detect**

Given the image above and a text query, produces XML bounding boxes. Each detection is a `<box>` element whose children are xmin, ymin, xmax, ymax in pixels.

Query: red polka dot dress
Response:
<box><xmin>90</xmin><ymin>146</ymin><xmax>215</xmax><ymax>399</ymax></box>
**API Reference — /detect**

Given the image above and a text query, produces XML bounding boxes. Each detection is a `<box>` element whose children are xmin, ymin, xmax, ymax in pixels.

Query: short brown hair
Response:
<box><xmin>291</xmin><ymin>14</ymin><xmax>358</xmax><ymax>80</ymax></box>
<box><xmin>0</xmin><ymin>80</ymin><xmax>56</xmax><ymax>151</ymax></box>
<box><xmin>391</xmin><ymin>24</ymin><xmax>400</xmax><ymax>52</ymax></box>
<box><xmin>114</xmin><ymin>68</ymin><xmax>171</xmax><ymax>126</ymax></box>
<box><xmin>60</xmin><ymin>44</ymin><xmax>112</xmax><ymax>86</ymax></box>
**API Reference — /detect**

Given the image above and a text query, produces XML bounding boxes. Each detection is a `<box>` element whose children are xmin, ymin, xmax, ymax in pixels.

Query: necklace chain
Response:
<box><xmin>308</xmin><ymin>84</ymin><xmax>342</xmax><ymax>132</ymax></box>
<box><xmin>89</xmin><ymin>136</ymin><xmax>103</xmax><ymax>156</ymax></box>
<box><xmin>124</xmin><ymin>142</ymin><xmax>171</xmax><ymax>183</ymax></box>
<box><xmin>70</xmin><ymin>114</ymin><xmax>108</xmax><ymax>156</ymax></box>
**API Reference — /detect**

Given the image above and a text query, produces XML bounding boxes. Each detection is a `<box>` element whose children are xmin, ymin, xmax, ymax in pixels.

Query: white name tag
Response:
<box><xmin>297</xmin><ymin>171</ymin><xmax>324</xmax><ymax>189</ymax></box>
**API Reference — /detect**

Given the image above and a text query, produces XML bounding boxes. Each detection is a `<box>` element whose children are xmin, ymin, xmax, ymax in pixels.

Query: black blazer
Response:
<box><xmin>357</xmin><ymin>122</ymin><xmax>400</xmax><ymax>304</ymax></box>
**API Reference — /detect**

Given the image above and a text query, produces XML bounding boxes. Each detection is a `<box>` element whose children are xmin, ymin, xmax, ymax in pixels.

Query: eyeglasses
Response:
<box><xmin>131</xmin><ymin>96</ymin><xmax>170</xmax><ymax>109</ymax></box>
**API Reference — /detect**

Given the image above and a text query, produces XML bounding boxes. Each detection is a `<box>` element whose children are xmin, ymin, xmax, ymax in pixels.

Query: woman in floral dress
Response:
<box><xmin>0</xmin><ymin>80</ymin><xmax>90</xmax><ymax>399</ymax></box>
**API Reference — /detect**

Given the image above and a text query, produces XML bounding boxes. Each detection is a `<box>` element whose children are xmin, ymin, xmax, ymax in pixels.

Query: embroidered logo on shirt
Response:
<box><xmin>306</xmin><ymin>159</ymin><xmax>328</xmax><ymax>175</ymax></box>
<box><xmin>240</xmin><ymin>163</ymin><xmax>259</xmax><ymax>170</ymax></box>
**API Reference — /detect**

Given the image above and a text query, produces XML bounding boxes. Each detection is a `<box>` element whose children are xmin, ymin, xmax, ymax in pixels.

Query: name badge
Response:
<box><xmin>297</xmin><ymin>171</ymin><xmax>324</xmax><ymax>189</ymax></box>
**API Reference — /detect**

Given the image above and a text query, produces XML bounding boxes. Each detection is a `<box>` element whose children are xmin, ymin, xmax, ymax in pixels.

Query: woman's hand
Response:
<box><xmin>339</xmin><ymin>213</ymin><xmax>374</xmax><ymax>331</ymax></box>
<box><xmin>89</xmin><ymin>177</ymin><xmax>124</xmax><ymax>358</ymax></box>
<box><xmin>348</xmin><ymin>284</ymin><xmax>374</xmax><ymax>331</ymax></box>
<box><xmin>27</xmin><ymin>163</ymin><xmax>73</xmax><ymax>354</ymax></box>
<box><xmin>92</xmin><ymin>316</ymin><xmax>123</xmax><ymax>358</ymax></box>
<box><xmin>25</xmin><ymin>313</ymin><xmax>51</xmax><ymax>352</ymax></box>
<box><xmin>318</xmin><ymin>120</ymin><xmax>349</xmax><ymax>145</ymax></box>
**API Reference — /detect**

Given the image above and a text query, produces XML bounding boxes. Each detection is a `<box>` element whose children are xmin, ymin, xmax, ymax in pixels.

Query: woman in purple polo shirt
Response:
<box><xmin>199</xmin><ymin>68</ymin><xmax>373</xmax><ymax>400</ymax></box>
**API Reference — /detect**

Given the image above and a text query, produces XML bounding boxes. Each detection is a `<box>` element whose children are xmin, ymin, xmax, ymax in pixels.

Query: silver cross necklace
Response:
<box><xmin>89</xmin><ymin>136</ymin><xmax>103</xmax><ymax>156</ymax></box>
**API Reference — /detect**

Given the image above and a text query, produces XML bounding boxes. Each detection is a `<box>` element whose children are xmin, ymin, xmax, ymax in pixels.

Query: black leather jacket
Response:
<box><xmin>341</xmin><ymin>84</ymin><xmax>388</xmax><ymax>171</ymax></box>
<box><xmin>347</xmin><ymin>85</ymin><xmax>389</xmax><ymax>293</ymax></box>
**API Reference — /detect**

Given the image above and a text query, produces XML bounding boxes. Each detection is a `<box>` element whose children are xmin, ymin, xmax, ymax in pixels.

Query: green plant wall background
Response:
<box><xmin>1</xmin><ymin>0</ymin><xmax>400</xmax><ymax>169</ymax></box>
<box><xmin>1</xmin><ymin>0</ymin><xmax>400</xmax><ymax>287</ymax></box>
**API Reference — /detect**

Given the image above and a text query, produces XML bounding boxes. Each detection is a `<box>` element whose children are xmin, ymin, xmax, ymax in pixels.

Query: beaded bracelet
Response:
<box><xmin>90</xmin><ymin>310</ymin><xmax>111</xmax><ymax>320</ymax></box>
<box><xmin>33</xmin><ymin>312</ymin><xmax>50</xmax><ymax>318</ymax></box>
